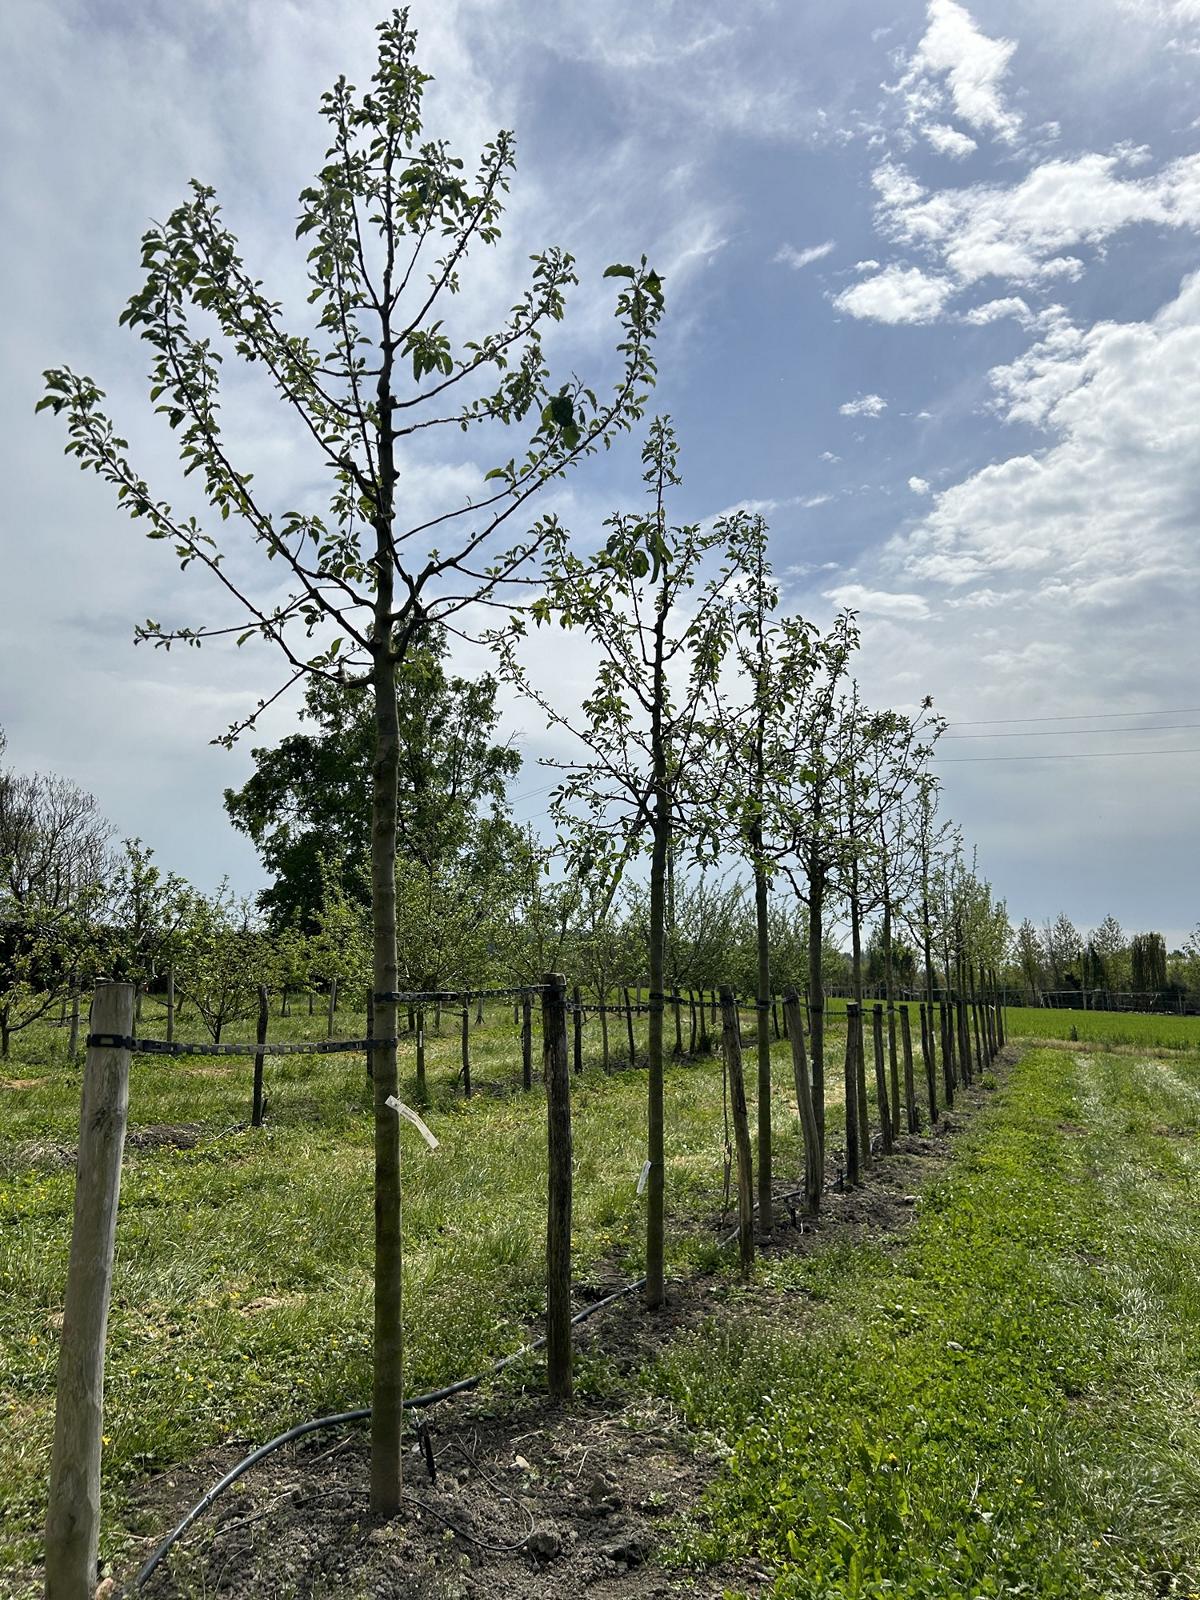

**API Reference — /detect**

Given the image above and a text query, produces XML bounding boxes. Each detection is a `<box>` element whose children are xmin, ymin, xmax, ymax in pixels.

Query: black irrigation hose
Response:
<box><xmin>133</xmin><ymin>1277</ymin><xmax>646</xmax><ymax>1590</ymax></box>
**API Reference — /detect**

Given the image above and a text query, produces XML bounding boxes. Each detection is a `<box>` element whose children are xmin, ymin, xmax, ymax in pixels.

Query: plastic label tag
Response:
<box><xmin>385</xmin><ymin>1095</ymin><xmax>439</xmax><ymax>1149</ymax></box>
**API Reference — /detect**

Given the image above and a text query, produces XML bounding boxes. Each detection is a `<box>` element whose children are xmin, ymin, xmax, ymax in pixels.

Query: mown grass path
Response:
<box><xmin>651</xmin><ymin>1045</ymin><xmax>1200</xmax><ymax>1598</ymax></box>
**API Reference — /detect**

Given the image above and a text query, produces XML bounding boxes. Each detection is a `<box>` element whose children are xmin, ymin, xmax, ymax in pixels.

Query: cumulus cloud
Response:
<box><xmin>891</xmin><ymin>0</ymin><xmax>1022</xmax><ymax>145</ymax></box>
<box><xmin>893</xmin><ymin>272</ymin><xmax>1200</xmax><ymax>605</ymax></box>
<box><xmin>962</xmin><ymin>295</ymin><xmax>1033</xmax><ymax>325</ymax></box>
<box><xmin>908</xmin><ymin>476</ymin><xmax>932</xmax><ymax>494</ymax></box>
<box><xmin>824</xmin><ymin>583</ymin><xmax>932</xmax><ymax>620</ymax></box>
<box><xmin>923</xmin><ymin>121</ymin><xmax>978</xmax><ymax>158</ymax></box>
<box><xmin>833</xmin><ymin>262</ymin><xmax>954</xmax><ymax>323</ymax></box>
<box><xmin>774</xmin><ymin>239</ymin><xmax>836</xmax><ymax>269</ymax></box>
<box><xmin>839</xmin><ymin>392</ymin><xmax>888</xmax><ymax>417</ymax></box>
<box><xmin>875</xmin><ymin>148</ymin><xmax>1200</xmax><ymax>288</ymax></box>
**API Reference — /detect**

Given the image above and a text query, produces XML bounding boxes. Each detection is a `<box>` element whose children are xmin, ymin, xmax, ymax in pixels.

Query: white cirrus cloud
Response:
<box><xmin>833</xmin><ymin>262</ymin><xmax>954</xmax><ymax>323</ymax></box>
<box><xmin>774</xmin><ymin>239</ymin><xmax>836</xmax><ymax>269</ymax></box>
<box><xmin>839</xmin><ymin>392</ymin><xmax>888</xmax><ymax>417</ymax></box>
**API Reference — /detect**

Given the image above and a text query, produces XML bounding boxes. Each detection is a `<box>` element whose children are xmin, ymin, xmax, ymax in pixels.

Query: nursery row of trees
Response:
<box><xmin>24</xmin><ymin>10</ymin><xmax>1185</xmax><ymax>1520</ymax></box>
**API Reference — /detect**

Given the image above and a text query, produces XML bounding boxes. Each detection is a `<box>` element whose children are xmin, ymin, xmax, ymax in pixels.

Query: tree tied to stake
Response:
<box><xmin>39</xmin><ymin>9</ymin><xmax>663</xmax><ymax>1514</ymax></box>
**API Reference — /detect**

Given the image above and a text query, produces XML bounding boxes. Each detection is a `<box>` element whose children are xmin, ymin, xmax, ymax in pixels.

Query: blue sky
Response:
<box><xmin>2</xmin><ymin>0</ymin><xmax>1199</xmax><ymax>944</ymax></box>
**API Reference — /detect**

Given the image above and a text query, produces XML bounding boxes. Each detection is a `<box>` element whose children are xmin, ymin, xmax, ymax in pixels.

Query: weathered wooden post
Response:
<box><xmin>326</xmin><ymin>976</ymin><xmax>338</xmax><ymax>1040</ymax></box>
<box><xmin>252</xmin><ymin>985</ymin><xmax>268</xmax><ymax>1127</ymax></box>
<box><xmin>919</xmin><ymin>1004</ymin><xmax>939</xmax><ymax>1125</ymax></box>
<box><xmin>366</xmin><ymin>987</ymin><xmax>375</xmax><ymax>1083</ymax></box>
<box><xmin>900</xmin><ymin>1006</ymin><xmax>918</xmax><ymax>1134</ymax></box>
<box><xmin>940</xmin><ymin>1001</ymin><xmax>955</xmax><ymax>1105</ymax></box>
<box><xmin>542</xmin><ymin>973</ymin><xmax>572</xmax><ymax>1398</ymax></box>
<box><xmin>572</xmin><ymin>985</ymin><xmax>583</xmax><ymax>1074</ymax></box>
<box><xmin>842</xmin><ymin>1000</ymin><xmax>860</xmax><ymax>1186</ymax></box>
<box><xmin>785</xmin><ymin>990</ymin><xmax>822</xmax><ymax>1213</ymax></box>
<box><xmin>872</xmin><ymin>1003</ymin><xmax>892</xmax><ymax>1154</ymax></box>
<box><xmin>521</xmin><ymin>992</ymin><xmax>533</xmax><ymax>1091</ymax></box>
<box><xmin>415</xmin><ymin>1007</ymin><xmax>426</xmax><ymax>1092</ymax></box>
<box><xmin>45</xmin><ymin>982</ymin><xmax>133</xmax><ymax>1600</ymax></box>
<box><xmin>460</xmin><ymin>1002</ymin><xmax>471</xmax><ymax>1098</ymax></box>
<box><xmin>887</xmin><ymin>1004</ymin><xmax>902</xmax><ymax>1144</ymax></box>
<box><xmin>68</xmin><ymin>973</ymin><xmax>81</xmax><ymax>1064</ymax></box>
<box><xmin>623</xmin><ymin>985</ymin><xmax>636</xmax><ymax>1068</ymax></box>
<box><xmin>771</xmin><ymin>994</ymin><xmax>780</xmax><ymax>1040</ymax></box>
<box><xmin>719</xmin><ymin>987</ymin><xmax>754</xmax><ymax>1278</ymax></box>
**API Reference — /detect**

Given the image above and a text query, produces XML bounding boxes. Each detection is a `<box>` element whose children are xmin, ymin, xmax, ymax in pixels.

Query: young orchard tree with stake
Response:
<box><xmin>768</xmin><ymin>612</ymin><xmax>859</xmax><ymax>1192</ymax></box>
<box><xmin>38</xmin><ymin>10</ymin><xmax>663</xmax><ymax>1513</ymax></box>
<box><xmin>492</xmin><ymin>418</ymin><xmax>750</xmax><ymax>1308</ymax></box>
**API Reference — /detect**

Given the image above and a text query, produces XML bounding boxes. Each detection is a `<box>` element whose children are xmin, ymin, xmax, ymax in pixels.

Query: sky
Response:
<box><xmin>2</xmin><ymin>0</ymin><xmax>1199</xmax><ymax>946</ymax></box>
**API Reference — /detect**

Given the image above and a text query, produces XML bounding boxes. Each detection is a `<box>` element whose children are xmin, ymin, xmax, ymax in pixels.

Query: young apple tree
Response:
<box><xmin>39</xmin><ymin>10</ymin><xmax>662</xmax><ymax>1511</ymax></box>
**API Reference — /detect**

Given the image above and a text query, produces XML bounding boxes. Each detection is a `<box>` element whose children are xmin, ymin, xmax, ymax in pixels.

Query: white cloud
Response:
<box><xmin>892</xmin><ymin>0</ymin><xmax>1022</xmax><ymax>145</ymax></box>
<box><xmin>893</xmin><ymin>272</ymin><xmax>1200</xmax><ymax>604</ymax></box>
<box><xmin>908</xmin><ymin>476</ymin><xmax>932</xmax><ymax>494</ymax></box>
<box><xmin>774</xmin><ymin>239</ymin><xmax>836</xmax><ymax>269</ymax></box>
<box><xmin>833</xmin><ymin>263</ymin><xmax>954</xmax><ymax>323</ymax></box>
<box><xmin>839</xmin><ymin>392</ymin><xmax>888</xmax><ymax>417</ymax></box>
<box><xmin>923</xmin><ymin>121</ymin><xmax>978</xmax><ymax>158</ymax></box>
<box><xmin>824</xmin><ymin>583</ymin><xmax>932</xmax><ymax>620</ymax></box>
<box><xmin>875</xmin><ymin>149</ymin><xmax>1200</xmax><ymax>289</ymax></box>
<box><xmin>962</xmin><ymin>295</ymin><xmax>1033</xmax><ymax>325</ymax></box>
<box><xmin>819</xmin><ymin>450</ymin><xmax>841</xmax><ymax>462</ymax></box>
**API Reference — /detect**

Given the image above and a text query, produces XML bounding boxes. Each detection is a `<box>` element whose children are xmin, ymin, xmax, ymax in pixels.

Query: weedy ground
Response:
<box><xmin>4</xmin><ymin>1001</ymin><xmax>1200</xmax><ymax>1597</ymax></box>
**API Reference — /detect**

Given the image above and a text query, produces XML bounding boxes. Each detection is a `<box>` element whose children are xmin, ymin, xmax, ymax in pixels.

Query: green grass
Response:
<box><xmin>0</xmin><ymin>996</ymin><xmax>823</xmax><ymax>1582</ymax></box>
<box><xmin>648</xmin><ymin>1042</ymin><xmax>1200</xmax><ymax>1597</ymax></box>
<box><xmin>1005</xmin><ymin>1003</ymin><xmax>1200</xmax><ymax>1051</ymax></box>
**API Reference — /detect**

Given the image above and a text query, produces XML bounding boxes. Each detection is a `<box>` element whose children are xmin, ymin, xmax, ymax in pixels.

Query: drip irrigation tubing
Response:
<box><xmin>134</xmin><ymin>1275</ymin><xmax>646</xmax><ymax>1590</ymax></box>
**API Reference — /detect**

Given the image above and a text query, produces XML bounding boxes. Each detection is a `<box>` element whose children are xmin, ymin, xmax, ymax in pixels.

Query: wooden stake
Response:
<box><xmin>872</xmin><ymin>1004</ymin><xmax>893</xmax><ymax>1154</ymax></box>
<box><xmin>572</xmin><ymin>985</ymin><xmax>583</xmax><ymax>1074</ymax></box>
<box><xmin>45</xmin><ymin>982</ymin><xmax>133</xmax><ymax>1600</ymax></box>
<box><xmin>415</xmin><ymin>1008</ymin><xmax>426</xmax><ymax>1092</ymax></box>
<box><xmin>521</xmin><ymin>992</ymin><xmax>533</xmax><ymax>1091</ymax></box>
<box><xmin>460</xmin><ymin>1003</ymin><xmax>471</xmax><ymax>1098</ymax></box>
<box><xmin>327</xmin><ymin>976</ymin><xmax>338</xmax><ymax>1040</ymax></box>
<box><xmin>785</xmin><ymin>990</ymin><xmax>822</xmax><ymax>1213</ymax></box>
<box><xmin>719</xmin><ymin>986</ymin><xmax>754</xmax><ymax>1278</ymax></box>
<box><xmin>900</xmin><ymin>1006</ymin><xmax>918</xmax><ymax>1134</ymax></box>
<box><xmin>843</xmin><ymin>999</ymin><xmax>860</xmax><ymax>1186</ymax></box>
<box><xmin>542</xmin><ymin>973</ymin><xmax>572</xmax><ymax>1398</ymax></box>
<box><xmin>252</xmin><ymin>985</ymin><xmax>268</xmax><ymax>1127</ymax></box>
<box><xmin>623</xmin><ymin>986</ymin><xmax>636</xmax><ymax>1067</ymax></box>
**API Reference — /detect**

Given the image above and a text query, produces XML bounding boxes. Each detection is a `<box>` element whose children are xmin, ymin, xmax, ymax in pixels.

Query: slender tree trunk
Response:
<box><xmin>806</xmin><ymin>846</ymin><xmax>825</xmax><ymax>1170</ymax></box>
<box><xmin>753</xmin><ymin>857</ymin><xmax>772</xmax><ymax>1234</ymax></box>
<box><xmin>369</xmin><ymin>615</ymin><xmax>403</xmax><ymax>1514</ymax></box>
<box><xmin>719</xmin><ymin>987</ymin><xmax>754</xmax><ymax>1277</ymax></box>
<box><xmin>872</xmin><ymin>1002</ymin><xmax>892</xmax><ymax>1153</ymax></box>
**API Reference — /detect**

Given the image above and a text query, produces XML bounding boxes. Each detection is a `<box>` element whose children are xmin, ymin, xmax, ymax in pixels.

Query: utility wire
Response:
<box><xmin>944</xmin><ymin>705</ymin><xmax>1200</xmax><ymax>728</ymax></box>
<box><xmin>942</xmin><ymin>722</ymin><xmax>1200</xmax><ymax>741</ymax></box>
<box><xmin>934</xmin><ymin>747</ymin><xmax>1200</xmax><ymax>764</ymax></box>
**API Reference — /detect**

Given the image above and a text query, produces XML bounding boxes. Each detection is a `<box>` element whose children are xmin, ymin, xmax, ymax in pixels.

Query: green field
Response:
<box><xmin>5</xmin><ymin>1000</ymin><xmax>1200</xmax><ymax>1596</ymax></box>
<box><xmin>0</xmin><ymin>998</ymin><xmax>816</xmax><ymax>1585</ymax></box>
<box><xmin>1004</xmin><ymin>1003</ymin><xmax>1200</xmax><ymax>1050</ymax></box>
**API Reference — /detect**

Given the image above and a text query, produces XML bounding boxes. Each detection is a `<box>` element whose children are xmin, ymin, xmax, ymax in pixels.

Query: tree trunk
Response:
<box><xmin>753</xmin><ymin>858</ymin><xmax>772</xmax><ymax>1234</ymax></box>
<box><xmin>252</xmin><ymin>985</ymin><xmax>268</xmax><ymax>1128</ymax></box>
<box><xmin>786</xmin><ymin>990</ymin><xmax>822</xmax><ymax>1214</ymax></box>
<box><xmin>872</xmin><ymin>1003</ymin><xmax>892</xmax><ymax>1153</ymax></box>
<box><xmin>719</xmin><ymin>987</ymin><xmax>754</xmax><ymax>1278</ymax></box>
<box><xmin>542</xmin><ymin>973</ymin><xmax>572</xmax><ymax>1398</ymax></box>
<box><xmin>646</xmin><ymin>807</ymin><xmax>668</xmax><ymax>1309</ymax></box>
<box><xmin>806</xmin><ymin>846</ymin><xmax>825</xmax><ymax>1171</ymax></box>
<box><xmin>369</xmin><ymin>627</ymin><xmax>403</xmax><ymax>1516</ymax></box>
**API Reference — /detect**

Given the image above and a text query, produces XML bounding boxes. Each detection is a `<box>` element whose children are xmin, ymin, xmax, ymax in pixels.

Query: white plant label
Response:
<box><xmin>385</xmin><ymin>1094</ymin><xmax>439</xmax><ymax>1150</ymax></box>
<box><xmin>636</xmin><ymin>1160</ymin><xmax>651</xmax><ymax>1196</ymax></box>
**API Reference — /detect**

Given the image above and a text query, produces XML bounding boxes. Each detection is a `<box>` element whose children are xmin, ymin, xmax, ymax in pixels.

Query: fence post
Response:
<box><xmin>572</xmin><ymin>985</ymin><xmax>583</xmax><ymax>1074</ymax></box>
<box><xmin>68</xmin><ymin>973</ymin><xmax>81</xmax><ymax>1064</ymax></box>
<box><xmin>900</xmin><ymin>1006</ymin><xmax>918</xmax><ymax>1134</ymax></box>
<box><xmin>542</xmin><ymin>973</ymin><xmax>572</xmax><ymax>1399</ymax></box>
<box><xmin>460</xmin><ymin>1002</ymin><xmax>471</xmax><ymax>1098</ymax></box>
<box><xmin>719</xmin><ymin>987</ymin><xmax>754</xmax><ymax>1278</ymax></box>
<box><xmin>521</xmin><ymin>992</ymin><xmax>533</xmax><ymax>1091</ymax></box>
<box><xmin>872</xmin><ymin>1003</ymin><xmax>892</xmax><ymax>1154</ymax></box>
<box><xmin>623</xmin><ymin>986</ymin><xmax>636</xmax><ymax>1067</ymax></box>
<box><xmin>252</xmin><ymin>985</ymin><xmax>268</xmax><ymax>1127</ymax></box>
<box><xmin>326</xmin><ymin>976</ymin><xmax>338</xmax><ymax>1040</ymax></box>
<box><xmin>415</xmin><ymin>1007</ymin><xmax>426</xmax><ymax>1092</ymax></box>
<box><xmin>785</xmin><ymin>990</ymin><xmax>822</xmax><ymax>1213</ymax></box>
<box><xmin>843</xmin><ymin>1000</ymin><xmax>860</xmax><ymax>1186</ymax></box>
<box><xmin>45</xmin><ymin>982</ymin><xmax>133</xmax><ymax>1600</ymax></box>
<box><xmin>919</xmin><ymin>1004</ymin><xmax>938</xmax><ymax>1125</ymax></box>
<box><xmin>940</xmin><ymin>1001</ymin><xmax>955</xmax><ymax>1104</ymax></box>
<box><xmin>887</xmin><ymin>1002</ymin><xmax>902</xmax><ymax>1141</ymax></box>
<box><xmin>366</xmin><ymin>987</ymin><xmax>375</xmax><ymax>1083</ymax></box>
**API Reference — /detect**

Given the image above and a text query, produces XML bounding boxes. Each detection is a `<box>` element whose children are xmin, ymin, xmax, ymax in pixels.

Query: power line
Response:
<box><xmin>933</xmin><ymin>746</ymin><xmax>1200</xmax><ymax>764</ymax></box>
<box><xmin>942</xmin><ymin>722</ymin><xmax>1200</xmax><ymax>741</ymax></box>
<box><xmin>944</xmin><ymin>705</ymin><xmax>1200</xmax><ymax>728</ymax></box>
